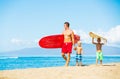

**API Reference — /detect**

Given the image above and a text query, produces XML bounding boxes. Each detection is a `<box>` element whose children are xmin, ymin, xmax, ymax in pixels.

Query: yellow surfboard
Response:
<box><xmin>89</xmin><ymin>32</ymin><xmax>107</xmax><ymax>43</ymax></box>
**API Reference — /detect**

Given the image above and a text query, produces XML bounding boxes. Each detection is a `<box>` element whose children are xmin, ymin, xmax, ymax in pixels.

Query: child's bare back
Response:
<box><xmin>92</xmin><ymin>38</ymin><xmax>105</xmax><ymax>65</ymax></box>
<box><xmin>92</xmin><ymin>38</ymin><xmax>104</xmax><ymax>52</ymax></box>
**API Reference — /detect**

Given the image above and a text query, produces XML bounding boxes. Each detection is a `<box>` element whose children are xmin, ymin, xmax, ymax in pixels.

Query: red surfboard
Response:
<box><xmin>39</xmin><ymin>34</ymin><xmax>80</xmax><ymax>48</ymax></box>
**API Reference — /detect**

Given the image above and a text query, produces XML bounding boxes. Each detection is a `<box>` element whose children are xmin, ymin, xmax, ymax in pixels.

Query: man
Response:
<box><xmin>62</xmin><ymin>22</ymin><xmax>74</xmax><ymax>66</ymax></box>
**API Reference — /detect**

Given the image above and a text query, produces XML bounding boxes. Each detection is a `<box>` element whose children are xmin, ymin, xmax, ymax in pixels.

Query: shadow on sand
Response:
<box><xmin>102</xmin><ymin>64</ymin><xmax>116</xmax><ymax>66</ymax></box>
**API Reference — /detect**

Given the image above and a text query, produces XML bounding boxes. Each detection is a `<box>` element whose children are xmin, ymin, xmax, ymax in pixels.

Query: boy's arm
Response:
<box><xmin>101</xmin><ymin>40</ymin><xmax>106</xmax><ymax>45</ymax></box>
<box><xmin>92</xmin><ymin>38</ymin><xmax>96</xmax><ymax>44</ymax></box>
<box><xmin>102</xmin><ymin>39</ymin><xmax>107</xmax><ymax>45</ymax></box>
<box><xmin>81</xmin><ymin>48</ymin><xmax>84</xmax><ymax>54</ymax></box>
<box><xmin>101</xmin><ymin>43</ymin><xmax>104</xmax><ymax>45</ymax></box>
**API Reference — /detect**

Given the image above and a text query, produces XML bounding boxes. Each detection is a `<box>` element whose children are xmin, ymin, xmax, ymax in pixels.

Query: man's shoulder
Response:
<box><xmin>62</xmin><ymin>30</ymin><xmax>66</xmax><ymax>33</ymax></box>
<box><xmin>69</xmin><ymin>29</ymin><xmax>74</xmax><ymax>33</ymax></box>
<box><xmin>69</xmin><ymin>29</ymin><xmax>73</xmax><ymax>31</ymax></box>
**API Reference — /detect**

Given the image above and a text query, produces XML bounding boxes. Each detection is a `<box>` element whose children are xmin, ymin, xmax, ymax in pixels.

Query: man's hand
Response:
<box><xmin>73</xmin><ymin>47</ymin><xmax>76</xmax><ymax>50</ymax></box>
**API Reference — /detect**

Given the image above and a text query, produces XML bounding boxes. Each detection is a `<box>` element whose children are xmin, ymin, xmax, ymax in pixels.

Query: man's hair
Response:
<box><xmin>64</xmin><ymin>22</ymin><xmax>70</xmax><ymax>27</ymax></box>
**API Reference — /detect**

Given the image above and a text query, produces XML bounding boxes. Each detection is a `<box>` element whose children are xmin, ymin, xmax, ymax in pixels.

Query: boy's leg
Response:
<box><xmin>76</xmin><ymin>61</ymin><xmax>79</xmax><ymax>66</ymax></box>
<box><xmin>65</xmin><ymin>53</ymin><xmax>71</xmax><ymax>66</ymax></box>
<box><xmin>96</xmin><ymin>59</ymin><xmax>98</xmax><ymax>65</ymax></box>
<box><xmin>100</xmin><ymin>52</ymin><xmax>103</xmax><ymax>65</ymax></box>
<box><xmin>100</xmin><ymin>60</ymin><xmax>102</xmax><ymax>65</ymax></box>
<box><xmin>61</xmin><ymin>53</ymin><xmax>67</xmax><ymax>61</ymax></box>
<box><xmin>79</xmin><ymin>55</ymin><xmax>82</xmax><ymax>66</ymax></box>
<box><xmin>96</xmin><ymin>52</ymin><xmax>99</xmax><ymax>65</ymax></box>
<box><xmin>76</xmin><ymin>54</ymin><xmax>79</xmax><ymax>66</ymax></box>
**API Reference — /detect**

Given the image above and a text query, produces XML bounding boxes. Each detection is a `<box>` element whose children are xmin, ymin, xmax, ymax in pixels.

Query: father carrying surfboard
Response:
<box><xmin>62</xmin><ymin>22</ymin><xmax>75</xmax><ymax>66</ymax></box>
<box><xmin>39</xmin><ymin>22</ymin><xmax>80</xmax><ymax>66</ymax></box>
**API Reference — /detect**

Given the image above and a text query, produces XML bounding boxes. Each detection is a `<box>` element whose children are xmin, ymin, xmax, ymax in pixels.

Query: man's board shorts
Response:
<box><xmin>61</xmin><ymin>42</ymin><xmax>72</xmax><ymax>54</ymax></box>
<box><xmin>76</xmin><ymin>54</ymin><xmax>82</xmax><ymax>62</ymax></box>
<box><xmin>96</xmin><ymin>51</ymin><xmax>103</xmax><ymax>60</ymax></box>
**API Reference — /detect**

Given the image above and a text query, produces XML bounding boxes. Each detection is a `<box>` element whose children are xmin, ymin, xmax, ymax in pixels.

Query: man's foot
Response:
<box><xmin>65</xmin><ymin>63</ymin><xmax>69</xmax><ymax>67</ymax></box>
<box><xmin>65</xmin><ymin>61</ymin><xmax>70</xmax><ymax>67</ymax></box>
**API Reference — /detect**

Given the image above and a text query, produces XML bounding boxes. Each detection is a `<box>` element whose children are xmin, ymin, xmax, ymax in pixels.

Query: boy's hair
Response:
<box><xmin>97</xmin><ymin>38</ymin><xmax>101</xmax><ymax>40</ymax></box>
<box><xmin>97</xmin><ymin>38</ymin><xmax>101</xmax><ymax>42</ymax></box>
<box><xmin>64</xmin><ymin>22</ymin><xmax>70</xmax><ymax>27</ymax></box>
<box><xmin>77</xmin><ymin>41</ymin><xmax>81</xmax><ymax>44</ymax></box>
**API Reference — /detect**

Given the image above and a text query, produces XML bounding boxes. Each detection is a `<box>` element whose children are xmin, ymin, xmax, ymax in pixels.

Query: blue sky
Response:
<box><xmin>0</xmin><ymin>0</ymin><xmax>120</xmax><ymax>52</ymax></box>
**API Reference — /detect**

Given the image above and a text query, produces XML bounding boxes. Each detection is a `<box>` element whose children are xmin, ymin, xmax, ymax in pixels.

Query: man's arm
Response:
<box><xmin>74</xmin><ymin>47</ymin><xmax>77</xmax><ymax>50</ymax></box>
<box><xmin>71</xmin><ymin>31</ymin><xmax>75</xmax><ymax>46</ymax></box>
<box><xmin>92</xmin><ymin>38</ymin><xmax>96</xmax><ymax>44</ymax></box>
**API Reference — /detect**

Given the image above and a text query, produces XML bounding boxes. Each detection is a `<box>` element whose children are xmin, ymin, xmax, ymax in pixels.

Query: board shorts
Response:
<box><xmin>96</xmin><ymin>51</ymin><xmax>103</xmax><ymax>60</ymax></box>
<box><xmin>61</xmin><ymin>42</ymin><xmax>72</xmax><ymax>54</ymax></box>
<box><xmin>76</xmin><ymin>54</ymin><xmax>82</xmax><ymax>62</ymax></box>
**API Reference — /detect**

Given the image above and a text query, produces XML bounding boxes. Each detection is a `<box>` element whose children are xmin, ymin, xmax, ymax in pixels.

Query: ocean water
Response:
<box><xmin>0</xmin><ymin>56</ymin><xmax>120</xmax><ymax>70</ymax></box>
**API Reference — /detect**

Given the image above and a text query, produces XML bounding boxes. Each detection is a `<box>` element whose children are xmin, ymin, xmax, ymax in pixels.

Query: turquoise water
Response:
<box><xmin>0</xmin><ymin>56</ymin><xmax>120</xmax><ymax>70</ymax></box>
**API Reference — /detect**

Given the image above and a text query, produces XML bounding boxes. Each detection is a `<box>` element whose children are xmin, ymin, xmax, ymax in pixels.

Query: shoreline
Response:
<box><xmin>0</xmin><ymin>63</ymin><xmax>120</xmax><ymax>79</ymax></box>
<box><xmin>0</xmin><ymin>62</ymin><xmax>119</xmax><ymax>71</ymax></box>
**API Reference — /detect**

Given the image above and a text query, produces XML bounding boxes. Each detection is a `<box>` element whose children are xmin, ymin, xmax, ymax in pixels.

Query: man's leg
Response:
<box><xmin>61</xmin><ymin>53</ymin><xmax>67</xmax><ymax>61</ymax></box>
<box><xmin>65</xmin><ymin>53</ymin><xmax>71</xmax><ymax>66</ymax></box>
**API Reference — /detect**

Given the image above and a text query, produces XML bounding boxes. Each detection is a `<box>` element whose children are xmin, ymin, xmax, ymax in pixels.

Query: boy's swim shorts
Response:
<box><xmin>96</xmin><ymin>51</ymin><xmax>103</xmax><ymax>60</ymax></box>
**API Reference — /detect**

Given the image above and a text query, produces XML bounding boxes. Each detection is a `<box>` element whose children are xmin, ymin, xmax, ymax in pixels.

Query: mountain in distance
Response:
<box><xmin>0</xmin><ymin>43</ymin><xmax>120</xmax><ymax>57</ymax></box>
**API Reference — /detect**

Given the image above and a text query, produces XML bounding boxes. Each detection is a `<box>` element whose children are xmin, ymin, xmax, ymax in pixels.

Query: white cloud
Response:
<box><xmin>11</xmin><ymin>38</ymin><xmax>23</xmax><ymax>45</ymax></box>
<box><xmin>106</xmin><ymin>25</ymin><xmax>120</xmax><ymax>43</ymax></box>
<box><xmin>73</xmin><ymin>25</ymin><xmax>120</xmax><ymax>47</ymax></box>
<box><xmin>73</xmin><ymin>29</ymin><xmax>90</xmax><ymax>44</ymax></box>
<box><xmin>11</xmin><ymin>38</ymin><xmax>39</xmax><ymax>47</ymax></box>
<box><xmin>100</xmin><ymin>25</ymin><xmax>120</xmax><ymax>47</ymax></box>
<box><xmin>10</xmin><ymin>25</ymin><xmax>120</xmax><ymax>48</ymax></box>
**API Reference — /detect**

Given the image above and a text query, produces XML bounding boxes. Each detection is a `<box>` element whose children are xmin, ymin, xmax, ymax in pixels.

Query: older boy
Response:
<box><xmin>92</xmin><ymin>38</ymin><xmax>104</xmax><ymax>65</ymax></box>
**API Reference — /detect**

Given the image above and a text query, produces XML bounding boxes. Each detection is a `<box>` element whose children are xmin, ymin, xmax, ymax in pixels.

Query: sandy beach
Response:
<box><xmin>0</xmin><ymin>63</ymin><xmax>120</xmax><ymax>79</ymax></box>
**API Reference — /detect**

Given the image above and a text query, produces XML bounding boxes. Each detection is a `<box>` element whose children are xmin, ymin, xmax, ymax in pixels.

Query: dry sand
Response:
<box><xmin>0</xmin><ymin>63</ymin><xmax>120</xmax><ymax>79</ymax></box>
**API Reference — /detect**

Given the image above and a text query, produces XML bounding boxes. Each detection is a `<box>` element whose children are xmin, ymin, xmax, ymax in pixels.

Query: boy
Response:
<box><xmin>74</xmin><ymin>41</ymin><xmax>83</xmax><ymax>66</ymax></box>
<box><xmin>92</xmin><ymin>38</ymin><xmax>104</xmax><ymax>65</ymax></box>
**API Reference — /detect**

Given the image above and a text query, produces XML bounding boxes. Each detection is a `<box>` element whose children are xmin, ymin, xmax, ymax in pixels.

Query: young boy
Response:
<box><xmin>92</xmin><ymin>38</ymin><xmax>104</xmax><ymax>65</ymax></box>
<box><xmin>74</xmin><ymin>41</ymin><xmax>83</xmax><ymax>66</ymax></box>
